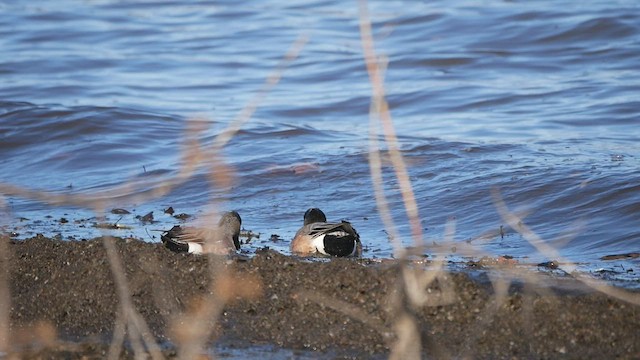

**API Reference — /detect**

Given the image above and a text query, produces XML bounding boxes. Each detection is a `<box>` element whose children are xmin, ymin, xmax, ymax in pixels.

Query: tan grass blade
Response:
<box><xmin>358</xmin><ymin>0</ymin><xmax>423</xmax><ymax>250</ymax></box>
<box><xmin>211</xmin><ymin>34</ymin><xmax>309</xmax><ymax>151</ymax></box>
<box><xmin>170</xmin><ymin>35</ymin><xmax>306</xmax><ymax>359</ymax></box>
<box><xmin>101</xmin><ymin>234</ymin><xmax>164</xmax><ymax>360</ymax></box>
<box><xmin>357</xmin><ymin>1</ymin><xmax>435</xmax><ymax>358</ymax></box>
<box><xmin>492</xmin><ymin>188</ymin><xmax>640</xmax><ymax>306</ymax></box>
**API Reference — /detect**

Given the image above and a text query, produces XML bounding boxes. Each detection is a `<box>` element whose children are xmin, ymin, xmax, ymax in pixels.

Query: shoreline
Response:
<box><xmin>5</xmin><ymin>235</ymin><xmax>640</xmax><ymax>359</ymax></box>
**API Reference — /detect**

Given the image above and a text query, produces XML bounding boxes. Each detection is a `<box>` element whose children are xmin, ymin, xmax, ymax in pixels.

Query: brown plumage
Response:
<box><xmin>161</xmin><ymin>211</ymin><xmax>241</xmax><ymax>255</ymax></box>
<box><xmin>291</xmin><ymin>208</ymin><xmax>361</xmax><ymax>257</ymax></box>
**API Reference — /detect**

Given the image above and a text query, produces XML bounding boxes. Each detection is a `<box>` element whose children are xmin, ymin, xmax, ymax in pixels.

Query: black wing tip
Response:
<box><xmin>161</xmin><ymin>226</ymin><xmax>189</xmax><ymax>253</ymax></box>
<box><xmin>162</xmin><ymin>237</ymin><xmax>189</xmax><ymax>253</ymax></box>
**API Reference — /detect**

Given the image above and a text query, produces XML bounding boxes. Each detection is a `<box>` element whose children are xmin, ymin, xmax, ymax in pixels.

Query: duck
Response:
<box><xmin>291</xmin><ymin>208</ymin><xmax>361</xmax><ymax>257</ymax></box>
<box><xmin>161</xmin><ymin>211</ymin><xmax>242</xmax><ymax>255</ymax></box>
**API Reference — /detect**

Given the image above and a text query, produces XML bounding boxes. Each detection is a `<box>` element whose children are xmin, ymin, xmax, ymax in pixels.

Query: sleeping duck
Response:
<box><xmin>161</xmin><ymin>211</ymin><xmax>241</xmax><ymax>255</ymax></box>
<box><xmin>291</xmin><ymin>208</ymin><xmax>361</xmax><ymax>257</ymax></box>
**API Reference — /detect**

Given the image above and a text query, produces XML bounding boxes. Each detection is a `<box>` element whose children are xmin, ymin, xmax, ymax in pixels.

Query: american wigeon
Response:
<box><xmin>291</xmin><ymin>208</ymin><xmax>361</xmax><ymax>257</ymax></box>
<box><xmin>161</xmin><ymin>211</ymin><xmax>241</xmax><ymax>255</ymax></box>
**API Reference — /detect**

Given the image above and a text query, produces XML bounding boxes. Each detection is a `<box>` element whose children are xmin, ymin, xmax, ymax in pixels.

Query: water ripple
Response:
<box><xmin>0</xmin><ymin>0</ymin><xmax>638</xmax><ymax>274</ymax></box>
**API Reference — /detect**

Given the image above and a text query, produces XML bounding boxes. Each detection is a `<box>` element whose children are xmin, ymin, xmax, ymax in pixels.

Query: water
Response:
<box><xmin>1</xmin><ymin>1</ymin><xmax>639</xmax><ymax>281</ymax></box>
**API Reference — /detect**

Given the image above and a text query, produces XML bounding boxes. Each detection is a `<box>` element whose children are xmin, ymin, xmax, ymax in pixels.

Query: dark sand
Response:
<box><xmin>5</xmin><ymin>235</ymin><xmax>640</xmax><ymax>359</ymax></box>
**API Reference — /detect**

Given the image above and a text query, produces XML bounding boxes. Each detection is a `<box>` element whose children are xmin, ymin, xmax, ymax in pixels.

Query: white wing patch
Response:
<box><xmin>188</xmin><ymin>242</ymin><xmax>204</xmax><ymax>254</ymax></box>
<box><xmin>312</xmin><ymin>234</ymin><xmax>328</xmax><ymax>255</ymax></box>
<box><xmin>312</xmin><ymin>229</ymin><xmax>351</xmax><ymax>255</ymax></box>
<box><xmin>328</xmin><ymin>230</ymin><xmax>348</xmax><ymax>237</ymax></box>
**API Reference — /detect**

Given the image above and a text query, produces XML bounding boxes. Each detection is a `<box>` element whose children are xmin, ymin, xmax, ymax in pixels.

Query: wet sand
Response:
<box><xmin>5</xmin><ymin>235</ymin><xmax>640</xmax><ymax>359</ymax></box>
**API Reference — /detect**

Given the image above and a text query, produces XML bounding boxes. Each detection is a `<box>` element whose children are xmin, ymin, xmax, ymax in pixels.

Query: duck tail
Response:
<box><xmin>323</xmin><ymin>232</ymin><xmax>359</xmax><ymax>257</ymax></box>
<box><xmin>161</xmin><ymin>226</ymin><xmax>190</xmax><ymax>253</ymax></box>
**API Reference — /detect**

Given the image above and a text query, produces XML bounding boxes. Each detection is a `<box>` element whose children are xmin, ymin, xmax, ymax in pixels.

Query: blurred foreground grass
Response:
<box><xmin>1</xmin><ymin>1</ymin><xmax>639</xmax><ymax>359</ymax></box>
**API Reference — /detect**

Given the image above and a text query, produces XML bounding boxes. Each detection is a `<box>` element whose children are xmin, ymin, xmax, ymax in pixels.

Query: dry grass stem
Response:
<box><xmin>101</xmin><ymin>234</ymin><xmax>164</xmax><ymax>360</ymax></box>
<box><xmin>2</xmin><ymin>2</ymin><xmax>637</xmax><ymax>359</ymax></box>
<box><xmin>358</xmin><ymin>0</ymin><xmax>423</xmax><ymax>249</ymax></box>
<box><xmin>0</xmin><ymin>119</ymin><xmax>209</xmax><ymax>209</ymax></box>
<box><xmin>388</xmin><ymin>312</ymin><xmax>421</xmax><ymax>360</ymax></box>
<box><xmin>172</xmin><ymin>292</ymin><xmax>226</xmax><ymax>360</ymax></box>
<box><xmin>492</xmin><ymin>188</ymin><xmax>640</xmax><ymax>306</ymax></box>
<box><xmin>0</xmin><ymin>30</ymin><xmax>306</xmax><ymax>359</ymax></box>
<box><xmin>5</xmin><ymin>321</ymin><xmax>57</xmax><ymax>353</ymax></box>
<box><xmin>358</xmin><ymin>1</ymin><xmax>437</xmax><ymax>358</ymax></box>
<box><xmin>172</xmin><ymin>271</ymin><xmax>263</xmax><ymax>360</ymax></box>
<box><xmin>107</xmin><ymin>309</ymin><xmax>127</xmax><ymax>360</ymax></box>
<box><xmin>169</xmin><ymin>36</ymin><xmax>305</xmax><ymax>359</ymax></box>
<box><xmin>211</xmin><ymin>34</ymin><xmax>309</xmax><ymax>151</ymax></box>
<box><xmin>368</xmin><ymin>109</ymin><xmax>404</xmax><ymax>255</ymax></box>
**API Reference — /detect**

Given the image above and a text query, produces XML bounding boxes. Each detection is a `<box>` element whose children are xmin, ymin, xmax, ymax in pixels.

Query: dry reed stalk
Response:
<box><xmin>357</xmin><ymin>1</ymin><xmax>451</xmax><ymax>358</ymax></box>
<box><xmin>171</xmin><ymin>235</ymin><xmax>227</xmax><ymax>360</ymax></box>
<box><xmin>98</xmin><ymin>122</ymin><xmax>212</xmax><ymax>359</ymax></box>
<box><xmin>358</xmin><ymin>0</ymin><xmax>423</xmax><ymax>250</ymax></box>
<box><xmin>0</xmin><ymin>30</ymin><xmax>305</xmax><ymax>359</ymax></box>
<box><xmin>211</xmin><ymin>34</ymin><xmax>308</xmax><ymax>151</ymax></box>
<box><xmin>367</xmin><ymin>101</ymin><xmax>404</xmax><ymax>255</ymax></box>
<box><xmin>97</xmin><ymin>120</ymin><xmax>216</xmax><ymax>360</ymax></box>
<box><xmin>3</xmin><ymin>321</ymin><xmax>57</xmax><ymax>354</ymax></box>
<box><xmin>356</xmin><ymin>1</ymin><xmax>637</xmax><ymax>358</ymax></box>
<box><xmin>171</xmin><ymin>294</ymin><xmax>225</xmax><ymax>359</ymax></box>
<box><xmin>0</xmin><ymin>117</ymin><xmax>211</xmax><ymax>211</ymax></box>
<box><xmin>107</xmin><ymin>309</ymin><xmax>127</xmax><ymax>360</ymax></box>
<box><xmin>100</xmin><ymin>234</ymin><xmax>163</xmax><ymax>360</ymax></box>
<box><xmin>0</xmin><ymin>117</ymin><xmax>210</xmax><ymax>359</ymax></box>
<box><xmin>492</xmin><ymin>188</ymin><xmax>640</xmax><ymax>306</ymax></box>
<box><xmin>172</xmin><ymin>271</ymin><xmax>263</xmax><ymax>360</ymax></box>
<box><xmin>168</xmin><ymin>36</ymin><xmax>305</xmax><ymax>359</ymax></box>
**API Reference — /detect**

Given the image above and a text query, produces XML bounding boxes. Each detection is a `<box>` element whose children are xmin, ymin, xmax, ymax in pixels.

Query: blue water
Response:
<box><xmin>1</xmin><ymin>1</ymin><xmax>639</xmax><ymax>280</ymax></box>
